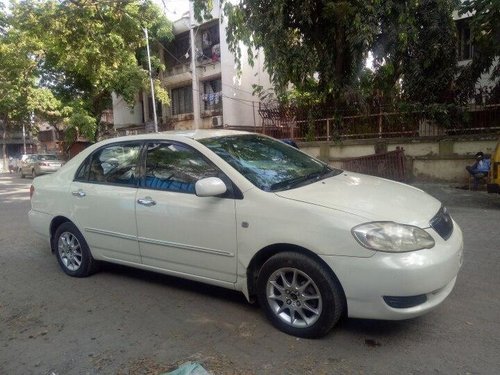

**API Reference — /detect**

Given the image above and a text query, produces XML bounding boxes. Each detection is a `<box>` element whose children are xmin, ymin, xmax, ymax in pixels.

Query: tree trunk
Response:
<box><xmin>1</xmin><ymin>117</ymin><xmax>8</xmax><ymax>172</ymax></box>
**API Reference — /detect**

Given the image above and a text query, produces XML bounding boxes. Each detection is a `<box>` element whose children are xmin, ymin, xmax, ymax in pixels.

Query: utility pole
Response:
<box><xmin>23</xmin><ymin>121</ymin><xmax>27</xmax><ymax>155</ymax></box>
<box><xmin>189</xmin><ymin>0</ymin><xmax>201</xmax><ymax>129</ymax></box>
<box><xmin>144</xmin><ymin>27</ymin><xmax>158</xmax><ymax>133</ymax></box>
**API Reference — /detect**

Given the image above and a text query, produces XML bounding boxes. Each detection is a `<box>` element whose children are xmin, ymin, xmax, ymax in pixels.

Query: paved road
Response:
<box><xmin>1</xmin><ymin>173</ymin><xmax>499</xmax><ymax>374</ymax></box>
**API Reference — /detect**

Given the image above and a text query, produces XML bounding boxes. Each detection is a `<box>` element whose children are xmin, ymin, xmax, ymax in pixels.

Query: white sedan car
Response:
<box><xmin>29</xmin><ymin>130</ymin><xmax>463</xmax><ymax>338</ymax></box>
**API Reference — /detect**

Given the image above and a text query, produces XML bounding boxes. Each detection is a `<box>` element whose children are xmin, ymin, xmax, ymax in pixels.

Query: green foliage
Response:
<box><xmin>305</xmin><ymin>110</ymin><xmax>316</xmax><ymax>143</ymax></box>
<box><xmin>222</xmin><ymin>0</ymin><xmax>378</xmax><ymax>105</ymax></box>
<box><xmin>195</xmin><ymin>0</ymin><xmax>470</xmax><ymax>113</ymax></box>
<box><xmin>457</xmin><ymin>0</ymin><xmax>500</xmax><ymax>102</ymax></box>
<box><xmin>6</xmin><ymin>0</ymin><xmax>172</xmax><ymax>142</ymax></box>
<box><xmin>65</xmin><ymin>110</ymin><xmax>97</xmax><ymax>143</ymax></box>
<box><xmin>401</xmin><ymin>0</ymin><xmax>457</xmax><ymax>104</ymax></box>
<box><xmin>0</xmin><ymin>7</ymin><xmax>43</xmax><ymax>126</ymax></box>
<box><xmin>371</xmin><ymin>0</ymin><xmax>458</xmax><ymax>106</ymax></box>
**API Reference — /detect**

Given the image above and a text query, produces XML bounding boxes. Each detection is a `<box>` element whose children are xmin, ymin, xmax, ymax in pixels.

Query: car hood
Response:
<box><xmin>275</xmin><ymin>172</ymin><xmax>441</xmax><ymax>227</ymax></box>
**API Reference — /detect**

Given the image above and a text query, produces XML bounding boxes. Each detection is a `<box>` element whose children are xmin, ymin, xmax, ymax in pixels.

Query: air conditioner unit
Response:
<box><xmin>212</xmin><ymin>115</ymin><xmax>223</xmax><ymax>128</ymax></box>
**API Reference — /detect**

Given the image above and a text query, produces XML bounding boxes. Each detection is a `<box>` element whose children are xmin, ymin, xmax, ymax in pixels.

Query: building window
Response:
<box><xmin>164</xmin><ymin>32</ymin><xmax>190</xmax><ymax>67</ymax></box>
<box><xmin>171</xmin><ymin>86</ymin><xmax>193</xmax><ymax>115</ymax></box>
<box><xmin>38</xmin><ymin>129</ymin><xmax>56</xmax><ymax>142</ymax></box>
<box><xmin>199</xmin><ymin>23</ymin><xmax>220</xmax><ymax>62</ymax></box>
<box><xmin>457</xmin><ymin>19</ymin><xmax>473</xmax><ymax>61</ymax></box>
<box><xmin>201</xmin><ymin>79</ymin><xmax>222</xmax><ymax>111</ymax></box>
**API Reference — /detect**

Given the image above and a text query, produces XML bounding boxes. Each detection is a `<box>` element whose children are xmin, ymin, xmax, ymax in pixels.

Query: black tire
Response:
<box><xmin>257</xmin><ymin>252</ymin><xmax>345</xmax><ymax>338</ymax></box>
<box><xmin>53</xmin><ymin>222</ymin><xmax>99</xmax><ymax>277</ymax></box>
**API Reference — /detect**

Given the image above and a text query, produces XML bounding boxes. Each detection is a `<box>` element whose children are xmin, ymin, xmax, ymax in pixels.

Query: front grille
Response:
<box><xmin>430</xmin><ymin>206</ymin><xmax>453</xmax><ymax>240</ymax></box>
<box><xmin>383</xmin><ymin>294</ymin><xmax>428</xmax><ymax>309</ymax></box>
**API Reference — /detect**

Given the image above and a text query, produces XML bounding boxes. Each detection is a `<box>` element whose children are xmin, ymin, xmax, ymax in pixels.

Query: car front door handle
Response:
<box><xmin>72</xmin><ymin>190</ymin><xmax>86</xmax><ymax>197</ymax></box>
<box><xmin>137</xmin><ymin>197</ymin><xmax>156</xmax><ymax>207</ymax></box>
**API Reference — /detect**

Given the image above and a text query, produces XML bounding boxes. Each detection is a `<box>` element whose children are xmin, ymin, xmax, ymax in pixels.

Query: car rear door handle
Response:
<box><xmin>137</xmin><ymin>197</ymin><xmax>156</xmax><ymax>207</ymax></box>
<box><xmin>72</xmin><ymin>190</ymin><xmax>86</xmax><ymax>197</ymax></box>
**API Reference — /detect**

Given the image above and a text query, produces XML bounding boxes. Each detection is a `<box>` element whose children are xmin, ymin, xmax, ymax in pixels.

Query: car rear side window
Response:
<box><xmin>76</xmin><ymin>143</ymin><xmax>142</xmax><ymax>186</ymax></box>
<box><xmin>142</xmin><ymin>142</ymin><xmax>219</xmax><ymax>194</ymax></box>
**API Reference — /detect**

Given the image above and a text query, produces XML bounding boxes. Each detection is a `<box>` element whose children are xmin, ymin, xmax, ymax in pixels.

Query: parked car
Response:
<box><xmin>28</xmin><ymin>130</ymin><xmax>463</xmax><ymax>338</ymax></box>
<box><xmin>487</xmin><ymin>139</ymin><xmax>500</xmax><ymax>194</ymax></box>
<box><xmin>20</xmin><ymin>154</ymin><xmax>64</xmax><ymax>178</ymax></box>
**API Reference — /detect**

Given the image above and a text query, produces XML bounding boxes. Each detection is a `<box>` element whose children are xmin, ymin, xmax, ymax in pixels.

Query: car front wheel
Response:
<box><xmin>257</xmin><ymin>252</ymin><xmax>345</xmax><ymax>338</ymax></box>
<box><xmin>53</xmin><ymin>222</ymin><xmax>99</xmax><ymax>277</ymax></box>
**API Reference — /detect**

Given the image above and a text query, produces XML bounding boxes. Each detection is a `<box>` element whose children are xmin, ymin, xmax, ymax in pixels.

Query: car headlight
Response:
<box><xmin>352</xmin><ymin>222</ymin><xmax>435</xmax><ymax>252</ymax></box>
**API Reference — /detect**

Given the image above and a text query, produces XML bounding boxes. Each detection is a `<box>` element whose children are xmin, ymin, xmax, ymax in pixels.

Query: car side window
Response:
<box><xmin>82</xmin><ymin>143</ymin><xmax>141</xmax><ymax>186</ymax></box>
<box><xmin>142</xmin><ymin>142</ymin><xmax>219</xmax><ymax>194</ymax></box>
<box><xmin>75</xmin><ymin>157</ymin><xmax>90</xmax><ymax>181</ymax></box>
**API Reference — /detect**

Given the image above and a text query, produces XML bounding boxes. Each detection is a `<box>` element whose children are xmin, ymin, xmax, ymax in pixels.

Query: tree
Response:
<box><xmin>222</xmin><ymin>0</ymin><xmax>378</xmax><ymax>106</ymax></box>
<box><xmin>457</xmin><ymin>0</ymin><xmax>500</xmax><ymax>103</ymax></box>
<box><xmin>372</xmin><ymin>0</ymin><xmax>458</xmax><ymax>105</ymax></box>
<box><xmin>0</xmin><ymin>2</ymin><xmax>57</xmax><ymax>168</ymax></box>
<box><xmin>195</xmin><ymin>0</ymin><xmax>461</xmax><ymax>111</ymax></box>
<box><xmin>10</xmin><ymin>0</ymin><xmax>172</xmax><ymax>142</ymax></box>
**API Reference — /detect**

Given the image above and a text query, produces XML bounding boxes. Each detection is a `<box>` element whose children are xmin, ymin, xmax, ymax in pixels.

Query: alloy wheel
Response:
<box><xmin>57</xmin><ymin>231</ymin><xmax>83</xmax><ymax>271</ymax></box>
<box><xmin>266</xmin><ymin>267</ymin><xmax>323</xmax><ymax>328</ymax></box>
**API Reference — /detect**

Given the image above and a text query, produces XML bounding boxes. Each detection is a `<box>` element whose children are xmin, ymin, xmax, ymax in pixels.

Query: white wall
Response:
<box><xmin>113</xmin><ymin>0</ymin><xmax>274</xmax><ymax>131</ymax></box>
<box><xmin>219</xmin><ymin>13</ymin><xmax>273</xmax><ymax>128</ymax></box>
<box><xmin>112</xmin><ymin>93</ymin><xmax>143</xmax><ymax>129</ymax></box>
<box><xmin>301</xmin><ymin>137</ymin><xmax>499</xmax><ymax>183</ymax></box>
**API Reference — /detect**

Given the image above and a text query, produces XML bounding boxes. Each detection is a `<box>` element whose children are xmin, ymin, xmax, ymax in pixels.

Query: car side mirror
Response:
<box><xmin>195</xmin><ymin>177</ymin><xmax>227</xmax><ymax>197</ymax></box>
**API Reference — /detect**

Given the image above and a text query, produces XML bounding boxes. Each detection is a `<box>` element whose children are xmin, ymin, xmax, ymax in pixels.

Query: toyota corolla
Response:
<box><xmin>29</xmin><ymin>130</ymin><xmax>463</xmax><ymax>338</ymax></box>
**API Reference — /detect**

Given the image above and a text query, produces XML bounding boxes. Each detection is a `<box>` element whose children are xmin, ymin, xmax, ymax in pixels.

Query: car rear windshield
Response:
<box><xmin>200</xmin><ymin>134</ymin><xmax>342</xmax><ymax>192</ymax></box>
<box><xmin>38</xmin><ymin>155</ymin><xmax>58</xmax><ymax>161</ymax></box>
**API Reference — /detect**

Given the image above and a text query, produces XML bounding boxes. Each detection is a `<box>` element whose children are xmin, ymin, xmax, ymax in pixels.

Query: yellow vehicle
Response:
<box><xmin>487</xmin><ymin>139</ymin><xmax>500</xmax><ymax>194</ymax></box>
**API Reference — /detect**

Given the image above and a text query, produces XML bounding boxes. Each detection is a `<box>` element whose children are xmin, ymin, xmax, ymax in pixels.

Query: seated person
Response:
<box><xmin>466</xmin><ymin>152</ymin><xmax>491</xmax><ymax>190</ymax></box>
<box><xmin>90</xmin><ymin>159</ymin><xmax>106</xmax><ymax>182</ymax></box>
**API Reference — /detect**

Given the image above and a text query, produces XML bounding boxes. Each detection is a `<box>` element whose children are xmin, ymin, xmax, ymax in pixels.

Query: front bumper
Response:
<box><xmin>321</xmin><ymin>222</ymin><xmax>463</xmax><ymax>320</ymax></box>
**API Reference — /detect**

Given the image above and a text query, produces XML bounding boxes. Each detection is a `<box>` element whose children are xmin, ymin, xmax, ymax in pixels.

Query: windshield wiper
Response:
<box><xmin>270</xmin><ymin>166</ymin><xmax>334</xmax><ymax>191</ymax></box>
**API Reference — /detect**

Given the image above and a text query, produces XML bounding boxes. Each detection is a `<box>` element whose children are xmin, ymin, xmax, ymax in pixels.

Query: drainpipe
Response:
<box><xmin>144</xmin><ymin>27</ymin><xmax>158</xmax><ymax>133</ymax></box>
<box><xmin>189</xmin><ymin>0</ymin><xmax>201</xmax><ymax>129</ymax></box>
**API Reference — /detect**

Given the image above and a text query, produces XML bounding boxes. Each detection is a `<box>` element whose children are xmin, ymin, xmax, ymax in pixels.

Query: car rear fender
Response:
<box><xmin>49</xmin><ymin>216</ymin><xmax>73</xmax><ymax>252</ymax></box>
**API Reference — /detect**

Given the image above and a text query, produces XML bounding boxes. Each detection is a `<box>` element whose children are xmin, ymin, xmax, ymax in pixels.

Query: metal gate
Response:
<box><xmin>338</xmin><ymin>147</ymin><xmax>407</xmax><ymax>182</ymax></box>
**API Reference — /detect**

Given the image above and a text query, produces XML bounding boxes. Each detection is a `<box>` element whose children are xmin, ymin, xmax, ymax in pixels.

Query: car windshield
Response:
<box><xmin>200</xmin><ymin>134</ymin><xmax>342</xmax><ymax>191</ymax></box>
<box><xmin>38</xmin><ymin>155</ymin><xmax>58</xmax><ymax>161</ymax></box>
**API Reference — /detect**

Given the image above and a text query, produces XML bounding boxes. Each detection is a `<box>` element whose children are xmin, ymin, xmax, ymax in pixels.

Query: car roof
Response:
<box><xmin>94</xmin><ymin>129</ymin><xmax>255</xmax><ymax>146</ymax></box>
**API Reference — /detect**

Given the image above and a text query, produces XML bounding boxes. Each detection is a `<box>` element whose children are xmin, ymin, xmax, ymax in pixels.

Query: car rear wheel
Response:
<box><xmin>54</xmin><ymin>222</ymin><xmax>99</xmax><ymax>277</ymax></box>
<box><xmin>257</xmin><ymin>252</ymin><xmax>345</xmax><ymax>338</ymax></box>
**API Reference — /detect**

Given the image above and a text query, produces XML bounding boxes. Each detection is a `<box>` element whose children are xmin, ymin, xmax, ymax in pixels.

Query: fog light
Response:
<box><xmin>383</xmin><ymin>294</ymin><xmax>427</xmax><ymax>308</ymax></box>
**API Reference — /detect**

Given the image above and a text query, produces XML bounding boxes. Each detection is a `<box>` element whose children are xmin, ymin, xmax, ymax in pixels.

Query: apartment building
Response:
<box><xmin>113</xmin><ymin>1</ymin><xmax>272</xmax><ymax>133</ymax></box>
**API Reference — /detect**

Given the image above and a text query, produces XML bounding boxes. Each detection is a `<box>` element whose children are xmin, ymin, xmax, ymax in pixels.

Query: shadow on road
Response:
<box><xmin>101</xmin><ymin>262</ymin><xmax>418</xmax><ymax>340</ymax></box>
<box><xmin>101</xmin><ymin>262</ymin><xmax>252</xmax><ymax>307</ymax></box>
<box><xmin>0</xmin><ymin>173</ymin><xmax>31</xmax><ymax>204</ymax></box>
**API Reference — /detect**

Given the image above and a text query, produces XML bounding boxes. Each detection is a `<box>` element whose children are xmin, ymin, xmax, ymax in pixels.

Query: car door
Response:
<box><xmin>69</xmin><ymin>141</ymin><xmax>142</xmax><ymax>263</ymax></box>
<box><xmin>136</xmin><ymin>141</ymin><xmax>238</xmax><ymax>283</ymax></box>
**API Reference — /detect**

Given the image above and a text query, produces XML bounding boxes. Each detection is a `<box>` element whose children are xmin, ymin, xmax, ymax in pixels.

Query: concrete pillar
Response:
<box><xmin>319</xmin><ymin>143</ymin><xmax>330</xmax><ymax>162</ymax></box>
